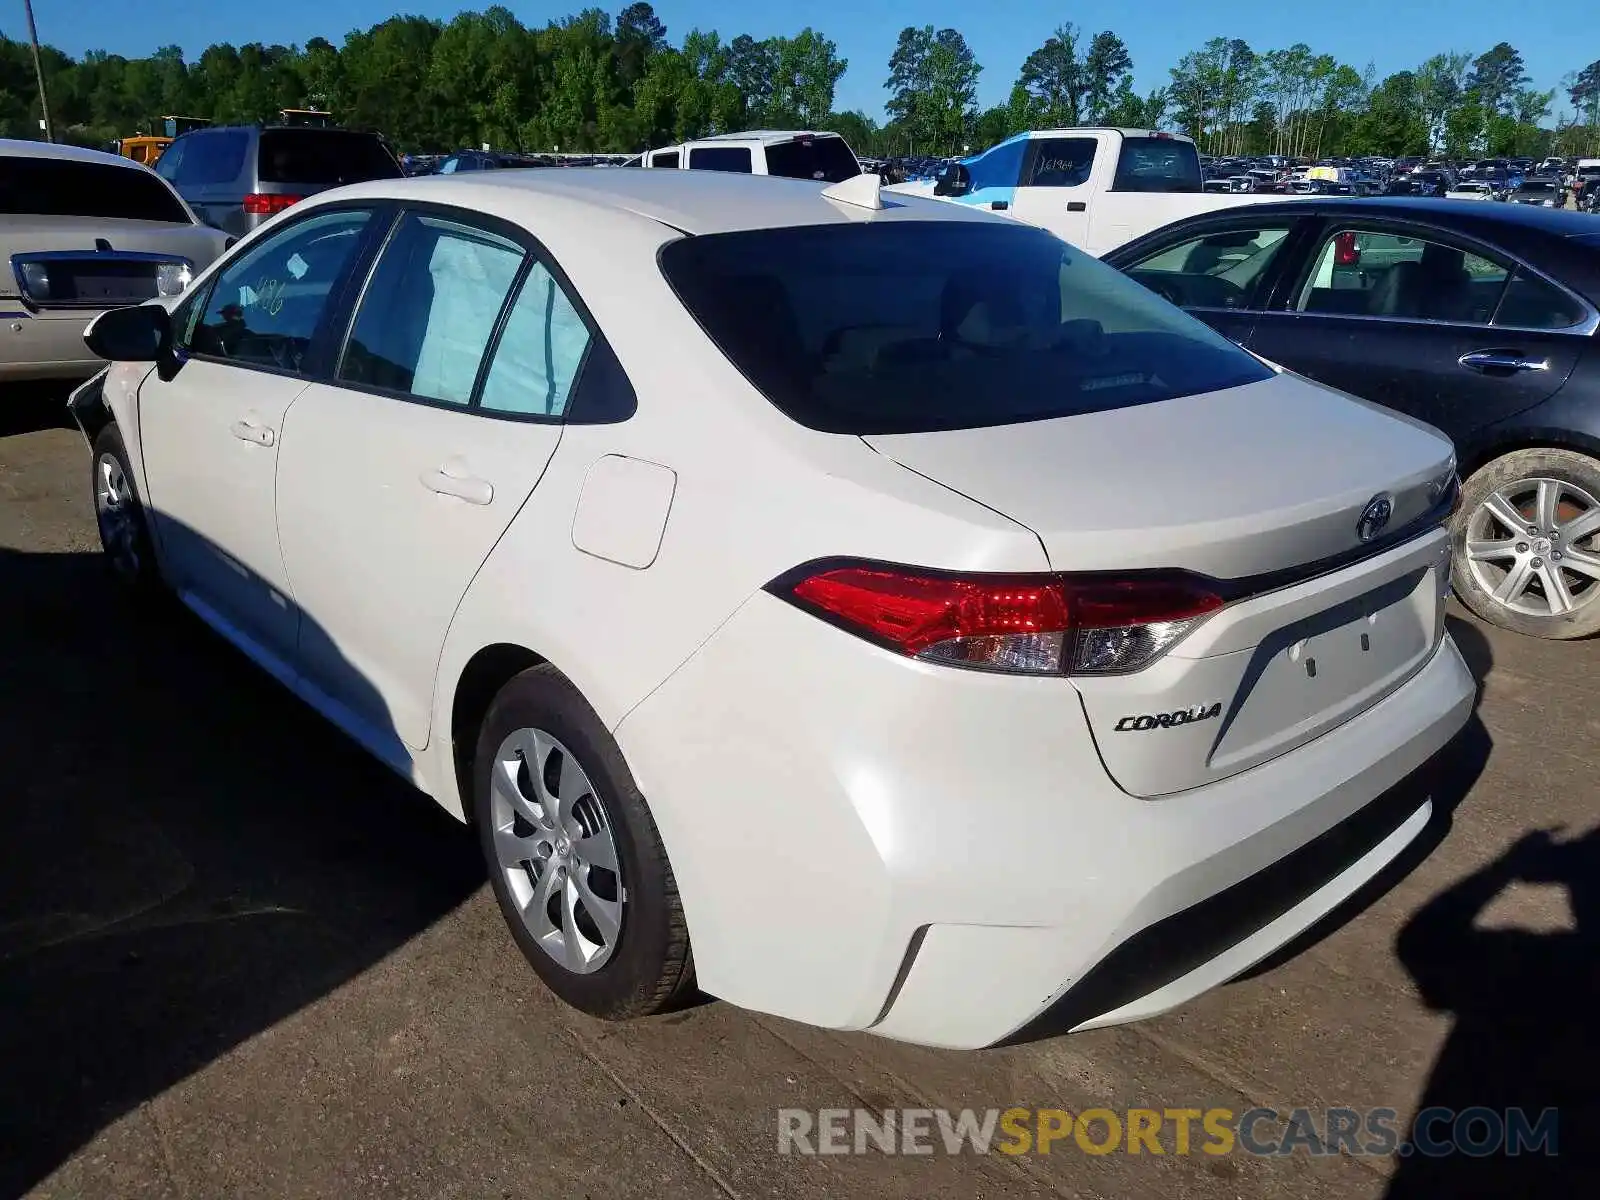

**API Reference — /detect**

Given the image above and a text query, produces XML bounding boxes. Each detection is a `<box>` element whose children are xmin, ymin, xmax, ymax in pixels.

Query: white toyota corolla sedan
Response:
<box><xmin>72</xmin><ymin>167</ymin><xmax>1474</xmax><ymax>1049</ymax></box>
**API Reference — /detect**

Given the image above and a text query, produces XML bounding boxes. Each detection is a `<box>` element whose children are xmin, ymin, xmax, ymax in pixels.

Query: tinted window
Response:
<box><xmin>171</xmin><ymin>131</ymin><xmax>249</xmax><ymax>186</ymax></box>
<box><xmin>651</xmin><ymin>151</ymin><xmax>681</xmax><ymax>168</ymax></box>
<box><xmin>660</xmin><ymin>222</ymin><xmax>1273</xmax><ymax>435</ymax></box>
<box><xmin>1493</xmin><ymin>270</ymin><xmax>1587</xmax><ymax>330</ymax></box>
<box><xmin>480</xmin><ymin>262</ymin><xmax>593</xmax><ymax>416</ymax></box>
<box><xmin>0</xmin><ymin>160</ymin><xmax>190</xmax><ymax>223</ymax></box>
<box><xmin>1299</xmin><ymin>229</ymin><xmax>1508</xmax><ymax>325</ymax></box>
<box><xmin>340</xmin><ymin>214</ymin><xmax>524</xmax><ymax>404</ymax></box>
<box><xmin>963</xmin><ymin>137</ymin><xmax>1028</xmax><ymax>192</ymax></box>
<box><xmin>258</xmin><ymin>130</ymin><xmax>401</xmax><ymax>185</ymax></box>
<box><xmin>1113</xmin><ymin>138</ymin><xmax>1203</xmax><ymax>193</ymax></box>
<box><xmin>762</xmin><ymin>137</ymin><xmax>861</xmax><ymax>183</ymax></box>
<box><xmin>1026</xmin><ymin>138</ymin><xmax>1096</xmax><ymax>187</ymax></box>
<box><xmin>688</xmin><ymin>146</ymin><xmax>753</xmax><ymax>174</ymax></box>
<box><xmin>1125</xmin><ymin>225</ymin><xmax>1294</xmax><ymax>310</ymax></box>
<box><xmin>191</xmin><ymin>209</ymin><xmax>370</xmax><ymax>371</ymax></box>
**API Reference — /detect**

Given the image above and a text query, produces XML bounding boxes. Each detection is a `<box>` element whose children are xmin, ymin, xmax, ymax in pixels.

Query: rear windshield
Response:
<box><xmin>258</xmin><ymin>130</ymin><xmax>401</xmax><ymax>185</ymax></box>
<box><xmin>0</xmin><ymin>159</ymin><xmax>190</xmax><ymax>223</ymax></box>
<box><xmin>660</xmin><ymin>222</ymin><xmax>1272</xmax><ymax>435</ymax></box>
<box><xmin>1112</xmin><ymin>137</ymin><xmax>1203</xmax><ymax>193</ymax></box>
<box><xmin>762</xmin><ymin>136</ymin><xmax>861</xmax><ymax>183</ymax></box>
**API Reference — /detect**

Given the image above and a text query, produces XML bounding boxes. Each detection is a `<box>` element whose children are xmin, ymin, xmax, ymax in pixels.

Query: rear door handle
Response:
<box><xmin>1459</xmin><ymin>350</ymin><xmax>1550</xmax><ymax>373</ymax></box>
<box><xmin>229</xmin><ymin>419</ymin><xmax>275</xmax><ymax>447</ymax></box>
<box><xmin>421</xmin><ymin>466</ymin><xmax>494</xmax><ymax>506</ymax></box>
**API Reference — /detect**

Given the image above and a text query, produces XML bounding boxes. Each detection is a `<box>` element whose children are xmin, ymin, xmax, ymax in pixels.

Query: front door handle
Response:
<box><xmin>1459</xmin><ymin>350</ymin><xmax>1550</xmax><ymax>373</ymax></box>
<box><xmin>1066</xmin><ymin>201</ymin><xmax>1087</xmax><ymax>212</ymax></box>
<box><xmin>421</xmin><ymin>466</ymin><xmax>494</xmax><ymax>506</ymax></box>
<box><xmin>229</xmin><ymin>419</ymin><xmax>275</xmax><ymax>447</ymax></box>
<box><xmin>990</xmin><ymin>200</ymin><xmax>1009</xmax><ymax>211</ymax></box>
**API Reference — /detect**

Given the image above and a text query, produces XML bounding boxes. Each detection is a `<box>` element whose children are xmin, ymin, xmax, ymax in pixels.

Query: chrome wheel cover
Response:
<box><xmin>1464</xmin><ymin>476</ymin><xmax>1600</xmax><ymax>618</ymax></box>
<box><xmin>489</xmin><ymin>728</ymin><xmax>625</xmax><ymax>974</ymax></box>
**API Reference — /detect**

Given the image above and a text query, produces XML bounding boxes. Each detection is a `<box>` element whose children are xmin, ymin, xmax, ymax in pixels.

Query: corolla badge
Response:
<box><xmin>1356</xmin><ymin>493</ymin><xmax>1394</xmax><ymax>542</ymax></box>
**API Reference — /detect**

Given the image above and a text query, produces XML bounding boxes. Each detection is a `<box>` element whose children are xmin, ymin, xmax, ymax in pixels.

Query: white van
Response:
<box><xmin>633</xmin><ymin>131</ymin><xmax>861</xmax><ymax>182</ymax></box>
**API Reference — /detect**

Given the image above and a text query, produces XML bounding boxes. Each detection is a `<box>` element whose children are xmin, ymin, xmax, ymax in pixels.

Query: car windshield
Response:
<box><xmin>660</xmin><ymin>221</ymin><xmax>1272</xmax><ymax>435</ymax></box>
<box><xmin>1518</xmin><ymin>181</ymin><xmax>1556</xmax><ymax>193</ymax></box>
<box><xmin>0</xmin><ymin>158</ymin><xmax>190</xmax><ymax>223</ymax></box>
<box><xmin>761</xmin><ymin>137</ymin><xmax>861</xmax><ymax>183</ymax></box>
<box><xmin>258</xmin><ymin>130</ymin><xmax>402</xmax><ymax>185</ymax></box>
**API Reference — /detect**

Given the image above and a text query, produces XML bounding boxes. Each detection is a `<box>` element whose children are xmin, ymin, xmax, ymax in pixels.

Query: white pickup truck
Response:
<box><xmin>888</xmin><ymin>128</ymin><xmax>1288</xmax><ymax>257</ymax></box>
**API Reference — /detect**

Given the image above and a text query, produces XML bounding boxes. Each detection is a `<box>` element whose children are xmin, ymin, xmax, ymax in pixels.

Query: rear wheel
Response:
<box><xmin>473</xmin><ymin>664</ymin><xmax>693</xmax><ymax>1018</ymax></box>
<box><xmin>1451</xmin><ymin>447</ymin><xmax>1600</xmax><ymax>639</ymax></box>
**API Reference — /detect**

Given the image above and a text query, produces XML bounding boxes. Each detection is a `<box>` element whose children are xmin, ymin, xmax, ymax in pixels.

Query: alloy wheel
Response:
<box><xmin>488</xmin><ymin>727</ymin><xmax>625</xmax><ymax>974</ymax></box>
<box><xmin>94</xmin><ymin>452</ymin><xmax>141</xmax><ymax>579</ymax></box>
<box><xmin>1464</xmin><ymin>476</ymin><xmax>1600</xmax><ymax>618</ymax></box>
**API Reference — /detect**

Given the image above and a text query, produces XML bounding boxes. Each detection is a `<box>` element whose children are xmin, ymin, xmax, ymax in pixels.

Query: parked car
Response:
<box><xmin>1108</xmin><ymin>197</ymin><xmax>1600</xmax><ymax>640</ymax></box>
<box><xmin>632</xmin><ymin>130</ymin><xmax>861</xmax><ymax>182</ymax></box>
<box><xmin>1445</xmin><ymin>180</ymin><xmax>1497</xmax><ymax>201</ymax></box>
<box><xmin>1507</xmin><ymin>177</ymin><xmax>1562</xmax><ymax>207</ymax></box>
<box><xmin>0</xmin><ymin>139</ymin><xmax>228</xmax><ymax>384</ymax></box>
<box><xmin>155</xmin><ymin>124</ymin><xmax>403</xmax><ymax>236</ymax></box>
<box><xmin>69</xmin><ymin>168</ymin><xmax>1470</xmax><ymax>1049</ymax></box>
<box><xmin>890</xmin><ymin>128</ymin><xmax>1293</xmax><ymax>256</ymax></box>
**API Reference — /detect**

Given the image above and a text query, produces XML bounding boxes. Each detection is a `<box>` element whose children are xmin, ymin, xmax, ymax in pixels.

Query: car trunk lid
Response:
<box><xmin>863</xmin><ymin>372</ymin><xmax>1457</xmax><ymax>795</ymax></box>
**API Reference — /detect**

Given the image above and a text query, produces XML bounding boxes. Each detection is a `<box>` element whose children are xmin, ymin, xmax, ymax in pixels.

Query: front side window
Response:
<box><xmin>660</xmin><ymin>221</ymin><xmax>1272</xmax><ymax>435</ymax></box>
<box><xmin>651</xmin><ymin>150</ymin><xmax>681</xmax><ymax>169</ymax></box>
<box><xmin>480</xmin><ymin>262</ymin><xmax>593</xmax><ymax>416</ymax></box>
<box><xmin>1124</xmin><ymin>225</ymin><xmax>1294</xmax><ymax>310</ymax></box>
<box><xmin>339</xmin><ymin>213</ymin><xmax>525</xmax><ymax>405</ymax></box>
<box><xmin>1026</xmin><ymin>138</ymin><xmax>1097</xmax><ymax>188</ymax></box>
<box><xmin>1298</xmin><ymin>228</ymin><xmax>1508</xmax><ymax>324</ymax></box>
<box><xmin>190</xmin><ymin>209</ymin><xmax>371</xmax><ymax>372</ymax></box>
<box><xmin>688</xmin><ymin>146</ymin><xmax>753</xmax><ymax>174</ymax></box>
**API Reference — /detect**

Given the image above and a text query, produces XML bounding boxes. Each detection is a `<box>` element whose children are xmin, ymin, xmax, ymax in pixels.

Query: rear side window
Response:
<box><xmin>1025</xmin><ymin>138</ymin><xmax>1096</xmax><ymax>188</ymax></box>
<box><xmin>258</xmin><ymin>130</ymin><xmax>402</xmax><ymax>185</ymax></box>
<box><xmin>1493</xmin><ymin>270</ymin><xmax>1587</xmax><ymax>330</ymax></box>
<box><xmin>762</xmin><ymin>137</ymin><xmax>861</xmax><ymax>183</ymax></box>
<box><xmin>340</xmin><ymin>213</ymin><xmax>525</xmax><ymax>404</ymax></box>
<box><xmin>661</xmin><ymin>222</ymin><xmax>1272</xmax><ymax>435</ymax></box>
<box><xmin>480</xmin><ymin>262</ymin><xmax>593</xmax><ymax>417</ymax></box>
<box><xmin>688</xmin><ymin>146</ymin><xmax>753</xmax><ymax>174</ymax></box>
<box><xmin>1113</xmin><ymin>138</ymin><xmax>1203</xmax><ymax>193</ymax></box>
<box><xmin>0</xmin><ymin>159</ymin><xmax>190</xmax><ymax>223</ymax></box>
<box><xmin>171</xmin><ymin>131</ymin><xmax>249</xmax><ymax>187</ymax></box>
<box><xmin>651</xmin><ymin>150</ymin><xmax>681</xmax><ymax>168</ymax></box>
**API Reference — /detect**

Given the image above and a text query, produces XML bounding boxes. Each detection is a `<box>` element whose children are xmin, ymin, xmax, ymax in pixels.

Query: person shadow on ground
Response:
<box><xmin>1387</xmin><ymin>823</ymin><xmax>1600</xmax><ymax>1197</ymax></box>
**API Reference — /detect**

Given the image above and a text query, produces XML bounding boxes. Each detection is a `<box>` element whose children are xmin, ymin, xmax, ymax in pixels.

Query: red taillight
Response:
<box><xmin>1333</xmin><ymin>230</ymin><xmax>1361</xmax><ymax>266</ymax></box>
<box><xmin>243</xmin><ymin>193</ymin><xmax>303</xmax><ymax>216</ymax></box>
<box><xmin>778</xmin><ymin>564</ymin><xmax>1223</xmax><ymax>675</ymax></box>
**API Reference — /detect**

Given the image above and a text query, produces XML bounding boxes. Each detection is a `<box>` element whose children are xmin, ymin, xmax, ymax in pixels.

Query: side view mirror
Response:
<box><xmin>84</xmin><ymin>303</ymin><xmax>180</xmax><ymax>380</ymax></box>
<box><xmin>934</xmin><ymin>163</ymin><xmax>972</xmax><ymax>197</ymax></box>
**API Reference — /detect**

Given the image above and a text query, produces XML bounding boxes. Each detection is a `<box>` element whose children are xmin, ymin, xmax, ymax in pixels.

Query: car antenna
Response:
<box><xmin>821</xmin><ymin>173</ymin><xmax>884</xmax><ymax>211</ymax></box>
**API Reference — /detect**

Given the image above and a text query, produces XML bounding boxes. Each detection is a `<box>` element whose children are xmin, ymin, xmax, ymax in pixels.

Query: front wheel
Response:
<box><xmin>91</xmin><ymin>424</ymin><xmax>161</xmax><ymax>593</ymax></box>
<box><xmin>1451</xmin><ymin>447</ymin><xmax>1600</xmax><ymax>639</ymax></box>
<box><xmin>473</xmin><ymin>664</ymin><xmax>694</xmax><ymax>1018</ymax></box>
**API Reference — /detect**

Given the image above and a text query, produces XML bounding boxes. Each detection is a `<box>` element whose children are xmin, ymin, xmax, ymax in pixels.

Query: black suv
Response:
<box><xmin>155</xmin><ymin>125</ymin><xmax>402</xmax><ymax>236</ymax></box>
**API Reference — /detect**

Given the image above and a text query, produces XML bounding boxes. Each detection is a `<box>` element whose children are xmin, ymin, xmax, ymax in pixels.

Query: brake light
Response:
<box><xmin>1334</xmin><ymin>231</ymin><xmax>1361</xmax><ymax>266</ymax></box>
<box><xmin>243</xmin><ymin>193</ymin><xmax>303</xmax><ymax>216</ymax></box>
<box><xmin>776</xmin><ymin>563</ymin><xmax>1223</xmax><ymax>675</ymax></box>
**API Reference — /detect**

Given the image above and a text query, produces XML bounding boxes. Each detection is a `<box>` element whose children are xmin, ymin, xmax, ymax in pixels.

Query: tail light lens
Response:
<box><xmin>1333</xmin><ymin>231</ymin><xmax>1361</xmax><ymax>266</ymax></box>
<box><xmin>775</xmin><ymin>563</ymin><xmax>1223</xmax><ymax>676</ymax></box>
<box><xmin>243</xmin><ymin>193</ymin><xmax>303</xmax><ymax>216</ymax></box>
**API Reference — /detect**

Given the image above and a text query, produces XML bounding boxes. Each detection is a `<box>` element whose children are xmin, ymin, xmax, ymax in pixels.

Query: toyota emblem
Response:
<box><xmin>1356</xmin><ymin>494</ymin><xmax>1394</xmax><ymax>542</ymax></box>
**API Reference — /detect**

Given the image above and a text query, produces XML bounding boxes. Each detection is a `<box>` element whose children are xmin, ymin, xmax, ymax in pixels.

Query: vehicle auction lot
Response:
<box><xmin>2</xmin><ymin>399</ymin><xmax>1595</xmax><ymax>1200</ymax></box>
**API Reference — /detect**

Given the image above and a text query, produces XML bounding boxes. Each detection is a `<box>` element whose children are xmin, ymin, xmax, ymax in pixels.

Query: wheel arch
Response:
<box><xmin>1458</xmin><ymin>428</ymin><xmax>1600</xmax><ymax>482</ymax></box>
<box><xmin>450</xmin><ymin>642</ymin><xmax>548</xmax><ymax>822</ymax></box>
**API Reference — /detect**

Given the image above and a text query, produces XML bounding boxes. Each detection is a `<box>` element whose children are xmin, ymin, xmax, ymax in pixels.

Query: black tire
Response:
<box><xmin>1451</xmin><ymin>447</ymin><xmax>1600</xmax><ymax>640</ymax></box>
<box><xmin>473</xmin><ymin>664</ymin><xmax>693</xmax><ymax>1018</ymax></box>
<box><xmin>90</xmin><ymin>424</ymin><xmax>163</xmax><ymax>595</ymax></box>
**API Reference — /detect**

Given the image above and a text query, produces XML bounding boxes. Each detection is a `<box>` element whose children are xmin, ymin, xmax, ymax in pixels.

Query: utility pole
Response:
<box><xmin>23</xmin><ymin>0</ymin><xmax>55</xmax><ymax>142</ymax></box>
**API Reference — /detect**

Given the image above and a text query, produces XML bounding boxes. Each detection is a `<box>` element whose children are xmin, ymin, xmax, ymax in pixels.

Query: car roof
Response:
<box><xmin>0</xmin><ymin>138</ymin><xmax>148</xmax><ymax>169</ymax></box>
<box><xmin>1202</xmin><ymin>196</ymin><xmax>1600</xmax><ymax>239</ymax></box>
<box><xmin>692</xmin><ymin>130</ymin><xmax>843</xmax><ymax>146</ymax></box>
<box><xmin>340</xmin><ymin>168</ymin><xmax>996</xmax><ymax>236</ymax></box>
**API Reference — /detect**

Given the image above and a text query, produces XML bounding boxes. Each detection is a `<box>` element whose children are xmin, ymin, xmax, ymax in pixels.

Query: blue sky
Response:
<box><xmin>4</xmin><ymin>0</ymin><xmax>1590</xmax><ymax>120</ymax></box>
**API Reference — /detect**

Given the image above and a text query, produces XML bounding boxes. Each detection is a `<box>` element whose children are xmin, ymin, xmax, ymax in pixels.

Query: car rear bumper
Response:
<box><xmin>616</xmin><ymin>591</ymin><xmax>1475</xmax><ymax>1049</ymax></box>
<box><xmin>0</xmin><ymin>308</ymin><xmax>102</xmax><ymax>382</ymax></box>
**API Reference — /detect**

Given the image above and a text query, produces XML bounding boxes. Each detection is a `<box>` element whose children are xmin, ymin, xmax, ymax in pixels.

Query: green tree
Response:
<box><xmin>1466</xmin><ymin>42</ymin><xmax>1530</xmax><ymax>118</ymax></box>
<box><xmin>1016</xmin><ymin>25</ymin><xmax>1082</xmax><ymax>126</ymax></box>
<box><xmin>1082</xmin><ymin>32</ymin><xmax>1132</xmax><ymax>124</ymax></box>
